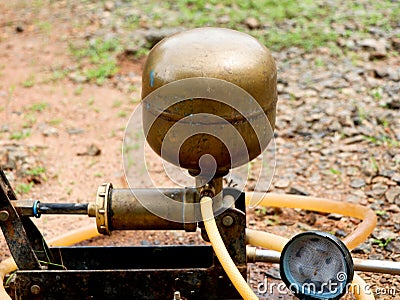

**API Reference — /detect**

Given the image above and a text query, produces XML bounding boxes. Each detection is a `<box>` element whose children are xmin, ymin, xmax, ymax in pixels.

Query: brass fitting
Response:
<box><xmin>88</xmin><ymin>183</ymin><xmax>112</xmax><ymax>235</ymax></box>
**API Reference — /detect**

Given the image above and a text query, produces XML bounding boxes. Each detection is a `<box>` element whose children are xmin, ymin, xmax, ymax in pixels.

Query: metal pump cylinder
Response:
<box><xmin>88</xmin><ymin>183</ymin><xmax>199</xmax><ymax>234</ymax></box>
<box><xmin>142</xmin><ymin>27</ymin><xmax>277</xmax><ymax>176</ymax></box>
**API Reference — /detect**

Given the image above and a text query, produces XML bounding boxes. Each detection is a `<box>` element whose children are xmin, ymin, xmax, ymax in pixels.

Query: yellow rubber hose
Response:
<box><xmin>246</xmin><ymin>192</ymin><xmax>376</xmax><ymax>300</ymax></box>
<box><xmin>246</xmin><ymin>193</ymin><xmax>377</xmax><ymax>251</ymax></box>
<box><xmin>200</xmin><ymin>196</ymin><xmax>258</xmax><ymax>300</ymax></box>
<box><xmin>0</xmin><ymin>224</ymin><xmax>100</xmax><ymax>300</ymax></box>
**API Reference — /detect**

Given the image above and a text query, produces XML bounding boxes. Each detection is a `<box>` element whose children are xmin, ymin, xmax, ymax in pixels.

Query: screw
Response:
<box><xmin>0</xmin><ymin>210</ymin><xmax>9</xmax><ymax>221</ymax></box>
<box><xmin>30</xmin><ymin>285</ymin><xmax>41</xmax><ymax>295</ymax></box>
<box><xmin>222</xmin><ymin>215</ymin><xmax>234</xmax><ymax>227</ymax></box>
<box><xmin>174</xmin><ymin>291</ymin><xmax>181</xmax><ymax>299</ymax></box>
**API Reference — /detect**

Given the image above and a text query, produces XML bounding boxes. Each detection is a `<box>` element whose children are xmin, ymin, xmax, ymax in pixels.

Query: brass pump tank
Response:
<box><xmin>142</xmin><ymin>27</ymin><xmax>277</xmax><ymax>177</ymax></box>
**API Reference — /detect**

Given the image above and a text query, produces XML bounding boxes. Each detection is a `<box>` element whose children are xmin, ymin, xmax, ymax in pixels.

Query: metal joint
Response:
<box><xmin>95</xmin><ymin>183</ymin><xmax>112</xmax><ymax>235</ymax></box>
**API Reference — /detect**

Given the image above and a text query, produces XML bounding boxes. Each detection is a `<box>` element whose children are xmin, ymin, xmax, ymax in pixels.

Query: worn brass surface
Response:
<box><xmin>142</xmin><ymin>27</ymin><xmax>277</xmax><ymax>175</ymax></box>
<box><xmin>109</xmin><ymin>188</ymin><xmax>189</xmax><ymax>230</ymax></box>
<box><xmin>89</xmin><ymin>185</ymin><xmax>199</xmax><ymax>232</ymax></box>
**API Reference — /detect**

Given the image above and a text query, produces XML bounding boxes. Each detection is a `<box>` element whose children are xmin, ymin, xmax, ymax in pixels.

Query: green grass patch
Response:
<box><xmin>48</xmin><ymin>118</ymin><xmax>63</xmax><ymax>126</ymax></box>
<box><xmin>26</xmin><ymin>166</ymin><xmax>46</xmax><ymax>176</ymax></box>
<box><xmin>16</xmin><ymin>182</ymin><xmax>34</xmax><ymax>194</ymax></box>
<box><xmin>22</xmin><ymin>75</ymin><xmax>35</xmax><ymax>88</ymax></box>
<box><xmin>69</xmin><ymin>37</ymin><xmax>121</xmax><ymax>85</ymax></box>
<box><xmin>30</xmin><ymin>102</ymin><xmax>48</xmax><ymax>112</ymax></box>
<box><xmin>10</xmin><ymin>130</ymin><xmax>31</xmax><ymax>140</ymax></box>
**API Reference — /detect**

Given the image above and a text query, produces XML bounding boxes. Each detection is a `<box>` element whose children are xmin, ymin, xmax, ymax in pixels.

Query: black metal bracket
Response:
<box><xmin>0</xmin><ymin>169</ymin><xmax>58</xmax><ymax>270</ymax></box>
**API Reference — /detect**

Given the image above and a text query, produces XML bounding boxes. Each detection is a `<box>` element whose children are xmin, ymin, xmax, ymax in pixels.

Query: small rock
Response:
<box><xmin>263</xmin><ymin>266</ymin><xmax>281</xmax><ymax>280</ymax></box>
<box><xmin>38</xmin><ymin>124</ymin><xmax>58</xmax><ymax>137</ymax></box>
<box><xmin>388</xmin><ymin>205</ymin><xmax>400</xmax><ymax>213</ymax></box>
<box><xmin>391</xmin><ymin>37</ymin><xmax>400</xmax><ymax>51</ymax></box>
<box><xmin>374</xmin><ymin>66</ymin><xmax>389</xmax><ymax>78</ymax></box>
<box><xmin>385</xmin><ymin>187</ymin><xmax>400</xmax><ymax>203</ymax></box>
<box><xmin>353</xmin><ymin>242</ymin><xmax>372</xmax><ymax>254</ymax></box>
<box><xmin>288</xmin><ymin>186</ymin><xmax>309</xmax><ymax>196</ymax></box>
<box><xmin>379</xmin><ymin>169</ymin><xmax>395</xmax><ymax>178</ymax></box>
<box><xmin>244</xmin><ymin>17</ymin><xmax>260</xmax><ymax>29</ymax></box>
<box><xmin>67</xmin><ymin>128</ymin><xmax>84</xmax><ymax>135</ymax></box>
<box><xmin>386</xmin><ymin>99</ymin><xmax>400</xmax><ymax>110</ymax></box>
<box><xmin>368</xmin><ymin>253</ymin><xmax>384</xmax><ymax>260</ymax></box>
<box><xmin>274</xmin><ymin>179</ymin><xmax>290</xmax><ymax>188</ymax></box>
<box><xmin>358</xmin><ymin>38</ymin><xmax>387</xmax><ymax>52</ymax></box>
<box><xmin>0</xmin><ymin>124</ymin><xmax>9</xmax><ymax>132</ymax></box>
<box><xmin>320</xmin><ymin>89</ymin><xmax>337</xmax><ymax>99</ymax></box>
<box><xmin>372</xmin><ymin>229</ymin><xmax>397</xmax><ymax>240</ymax></box>
<box><xmin>104</xmin><ymin>1</ymin><xmax>115</xmax><ymax>11</ymax></box>
<box><xmin>371</xmin><ymin>183</ymin><xmax>388</xmax><ymax>197</ymax></box>
<box><xmin>327</xmin><ymin>213</ymin><xmax>343</xmax><ymax>220</ymax></box>
<box><xmin>15</xmin><ymin>26</ymin><xmax>24</xmax><ymax>33</ymax></box>
<box><xmin>335</xmin><ymin>230</ymin><xmax>347</xmax><ymax>238</ymax></box>
<box><xmin>77</xmin><ymin>144</ymin><xmax>101</xmax><ymax>156</ymax></box>
<box><xmin>68</xmin><ymin>72</ymin><xmax>87</xmax><ymax>84</ymax></box>
<box><xmin>392</xmin><ymin>213</ymin><xmax>400</xmax><ymax>224</ymax></box>
<box><xmin>369</xmin><ymin>51</ymin><xmax>387</xmax><ymax>60</ymax></box>
<box><xmin>350</xmin><ymin>178</ymin><xmax>366</xmax><ymax>189</ymax></box>
<box><xmin>385</xmin><ymin>240</ymin><xmax>400</xmax><ymax>254</ymax></box>
<box><xmin>305</xmin><ymin>213</ymin><xmax>316</xmax><ymax>226</ymax></box>
<box><xmin>388</xmin><ymin>68</ymin><xmax>400</xmax><ymax>81</ymax></box>
<box><xmin>217</xmin><ymin>15</ymin><xmax>230</xmax><ymax>24</ymax></box>
<box><xmin>144</xmin><ymin>28</ymin><xmax>184</xmax><ymax>48</ymax></box>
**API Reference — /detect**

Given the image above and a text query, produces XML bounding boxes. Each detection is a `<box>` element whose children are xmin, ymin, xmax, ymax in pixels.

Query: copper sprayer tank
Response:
<box><xmin>141</xmin><ymin>27</ymin><xmax>277</xmax><ymax>177</ymax></box>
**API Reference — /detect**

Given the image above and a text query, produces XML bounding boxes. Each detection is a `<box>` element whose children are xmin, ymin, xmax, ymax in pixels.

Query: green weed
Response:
<box><xmin>69</xmin><ymin>37</ymin><xmax>121</xmax><ymax>85</ymax></box>
<box><xmin>30</xmin><ymin>102</ymin><xmax>48</xmax><ymax>112</ymax></box>
<box><xmin>22</xmin><ymin>75</ymin><xmax>35</xmax><ymax>88</ymax></box>
<box><xmin>10</xmin><ymin>130</ymin><xmax>31</xmax><ymax>140</ymax></box>
<box><xmin>16</xmin><ymin>182</ymin><xmax>34</xmax><ymax>194</ymax></box>
<box><xmin>26</xmin><ymin>166</ymin><xmax>46</xmax><ymax>176</ymax></box>
<box><xmin>372</xmin><ymin>237</ymin><xmax>393</xmax><ymax>248</ymax></box>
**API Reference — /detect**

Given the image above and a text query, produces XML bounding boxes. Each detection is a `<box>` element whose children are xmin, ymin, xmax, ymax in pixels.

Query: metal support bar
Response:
<box><xmin>13</xmin><ymin>201</ymin><xmax>88</xmax><ymax>217</ymax></box>
<box><xmin>0</xmin><ymin>170</ymin><xmax>42</xmax><ymax>270</ymax></box>
<box><xmin>247</xmin><ymin>248</ymin><xmax>400</xmax><ymax>275</ymax></box>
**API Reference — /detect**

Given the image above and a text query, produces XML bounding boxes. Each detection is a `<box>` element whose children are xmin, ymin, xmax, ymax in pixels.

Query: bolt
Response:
<box><xmin>174</xmin><ymin>291</ymin><xmax>181</xmax><ymax>300</ymax></box>
<box><xmin>30</xmin><ymin>285</ymin><xmax>41</xmax><ymax>295</ymax></box>
<box><xmin>0</xmin><ymin>210</ymin><xmax>9</xmax><ymax>221</ymax></box>
<box><xmin>222</xmin><ymin>215</ymin><xmax>234</xmax><ymax>227</ymax></box>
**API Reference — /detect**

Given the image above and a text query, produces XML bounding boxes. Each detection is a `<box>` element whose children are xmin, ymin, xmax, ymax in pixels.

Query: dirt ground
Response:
<box><xmin>0</xmin><ymin>1</ymin><xmax>399</xmax><ymax>299</ymax></box>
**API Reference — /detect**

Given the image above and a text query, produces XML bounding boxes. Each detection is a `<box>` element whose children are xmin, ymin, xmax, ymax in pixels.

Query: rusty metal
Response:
<box><xmin>12</xmin><ymin>245</ymin><xmax>243</xmax><ymax>299</ymax></box>
<box><xmin>200</xmin><ymin>189</ymin><xmax>247</xmax><ymax>277</ymax></box>
<box><xmin>3</xmin><ymin>180</ymin><xmax>246</xmax><ymax>299</ymax></box>
<box><xmin>142</xmin><ymin>27</ymin><xmax>277</xmax><ymax>176</ymax></box>
<box><xmin>0</xmin><ymin>169</ymin><xmax>41</xmax><ymax>270</ymax></box>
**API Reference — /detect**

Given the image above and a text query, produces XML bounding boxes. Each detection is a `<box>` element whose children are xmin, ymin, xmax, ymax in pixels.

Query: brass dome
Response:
<box><xmin>141</xmin><ymin>27</ymin><xmax>277</xmax><ymax>176</ymax></box>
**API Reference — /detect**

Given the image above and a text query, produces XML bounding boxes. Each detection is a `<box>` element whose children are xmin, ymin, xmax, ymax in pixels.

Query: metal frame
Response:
<box><xmin>0</xmin><ymin>170</ymin><xmax>247</xmax><ymax>299</ymax></box>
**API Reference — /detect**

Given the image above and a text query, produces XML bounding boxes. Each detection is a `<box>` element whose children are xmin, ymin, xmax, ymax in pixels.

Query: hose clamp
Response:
<box><xmin>33</xmin><ymin>200</ymin><xmax>41</xmax><ymax>218</ymax></box>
